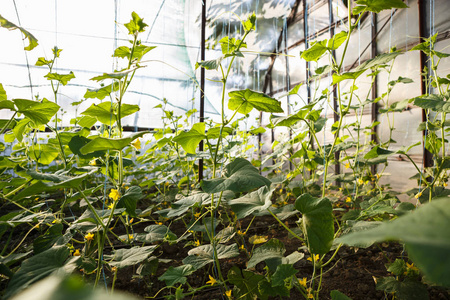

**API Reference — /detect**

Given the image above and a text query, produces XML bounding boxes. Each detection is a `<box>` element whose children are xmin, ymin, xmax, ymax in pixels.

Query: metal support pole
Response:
<box><xmin>370</xmin><ymin>12</ymin><xmax>379</xmax><ymax>176</ymax></box>
<box><xmin>198</xmin><ymin>0</ymin><xmax>206</xmax><ymax>181</ymax></box>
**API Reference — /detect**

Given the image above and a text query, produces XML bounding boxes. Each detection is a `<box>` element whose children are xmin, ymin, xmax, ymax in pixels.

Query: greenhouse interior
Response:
<box><xmin>0</xmin><ymin>0</ymin><xmax>449</xmax><ymax>299</ymax></box>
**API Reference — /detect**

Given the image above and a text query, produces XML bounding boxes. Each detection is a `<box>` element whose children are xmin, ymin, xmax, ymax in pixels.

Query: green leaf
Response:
<box><xmin>35</xmin><ymin>57</ymin><xmax>53</xmax><ymax>67</ymax></box>
<box><xmin>44</xmin><ymin>72</ymin><xmax>75</xmax><ymax>86</ymax></box>
<box><xmin>201</xmin><ymin>158</ymin><xmax>271</xmax><ymax>194</ymax></box>
<box><xmin>228</xmin><ymin>89</ymin><xmax>284</xmax><ymax>114</ymax></box>
<box><xmin>27</xmin><ymin>144</ymin><xmax>60</xmax><ymax>165</ymax></box>
<box><xmin>195</xmin><ymin>57</ymin><xmax>223</xmax><ymax>70</ymax></box>
<box><xmin>182</xmin><ymin>244</ymin><xmax>239</xmax><ymax>270</ymax></box>
<box><xmin>120</xmin><ymin>104</ymin><xmax>140</xmax><ymax>119</ymax></box>
<box><xmin>4</xmin><ymin>245</ymin><xmax>70</xmax><ymax>299</ymax></box>
<box><xmin>258</xmin><ymin>280</ymin><xmax>290</xmax><ymax>299</ymax></box>
<box><xmin>295</xmin><ymin>194</ymin><xmax>334</xmax><ymax>254</ymax></box>
<box><xmin>68</xmin><ymin>136</ymin><xmax>105</xmax><ymax>159</ymax></box>
<box><xmin>105</xmin><ymin>246</ymin><xmax>156</xmax><ymax>269</ymax></box>
<box><xmin>124</xmin><ymin>11</ymin><xmax>148</xmax><ymax>35</ymax></box>
<box><xmin>220</xmin><ymin>36</ymin><xmax>247</xmax><ymax>56</ymax></box>
<box><xmin>228</xmin><ymin>186</ymin><xmax>273</xmax><ymax>219</ymax></box>
<box><xmin>81</xmin><ymin>102</ymin><xmax>114</xmax><ymax>125</ymax></box>
<box><xmin>353</xmin><ymin>0</ymin><xmax>408</xmax><ymax>14</ymax></box>
<box><xmin>206</xmin><ymin>126</ymin><xmax>233</xmax><ymax>139</ymax></box>
<box><xmin>331</xmin><ymin>290</ymin><xmax>353</xmax><ymax>300</ymax></box>
<box><xmin>90</xmin><ymin>67</ymin><xmax>139</xmax><ymax>82</ymax></box>
<box><xmin>33</xmin><ymin>224</ymin><xmax>64</xmax><ymax>254</ymax></box>
<box><xmin>0</xmin><ymin>83</ymin><xmax>7</xmax><ymax>101</ymax></box>
<box><xmin>414</xmin><ymin>94</ymin><xmax>450</xmax><ymax>112</ymax></box>
<box><xmin>243</xmin><ymin>13</ymin><xmax>256</xmax><ymax>32</ymax></box>
<box><xmin>80</xmin><ymin>131</ymin><xmax>149</xmax><ymax>155</ymax></box>
<box><xmin>157</xmin><ymin>193</ymin><xmax>209</xmax><ymax>218</ymax></box>
<box><xmin>84</xmin><ymin>82</ymin><xmax>119</xmax><ymax>100</ymax></box>
<box><xmin>10</xmin><ymin>275</ymin><xmax>141</xmax><ymax>300</ymax></box>
<box><xmin>332</xmin><ymin>70</ymin><xmax>366</xmax><ymax>85</ymax></box>
<box><xmin>0</xmin><ymin>14</ymin><xmax>38</xmax><ymax>50</ymax></box>
<box><xmin>228</xmin><ymin>266</ymin><xmax>264</xmax><ymax>300</ymax></box>
<box><xmin>355</xmin><ymin>52</ymin><xmax>401</xmax><ymax>71</ymax></box>
<box><xmin>328</xmin><ymin>31</ymin><xmax>348</xmax><ymax>50</ymax></box>
<box><xmin>158</xmin><ymin>265</ymin><xmax>194</xmax><ymax>287</ymax></box>
<box><xmin>337</xmin><ymin>198</ymin><xmax>450</xmax><ymax>287</ymax></box>
<box><xmin>113</xmin><ymin>45</ymin><xmax>156</xmax><ymax>61</ymax></box>
<box><xmin>376</xmin><ymin>277</ymin><xmax>429</xmax><ymax>300</ymax></box>
<box><xmin>77</xmin><ymin>116</ymin><xmax>97</xmax><ymax>128</ymax></box>
<box><xmin>173</xmin><ymin>122</ymin><xmax>206</xmax><ymax>154</ymax></box>
<box><xmin>13</xmin><ymin>98</ymin><xmax>60</xmax><ymax>126</ymax></box>
<box><xmin>364</xmin><ymin>146</ymin><xmax>394</xmax><ymax>159</ymax></box>
<box><xmin>247</xmin><ymin>239</ymin><xmax>285</xmax><ymax>269</ymax></box>
<box><xmin>387</xmin><ymin>259</ymin><xmax>407</xmax><ymax>276</ymax></box>
<box><xmin>301</xmin><ymin>40</ymin><xmax>328</xmax><ymax>62</ymax></box>
<box><xmin>116</xmin><ymin>186</ymin><xmax>143</xmax><ymax>217</ymax></box>
<box><xmin>271</xmin><ymin>264</ymin><xmax>298</xmax><ymax>287</ymax></box>
<box><xmin>133</xmin><ymin>225</ymin><xmax>176</xmax><ymax>243</ymax></box>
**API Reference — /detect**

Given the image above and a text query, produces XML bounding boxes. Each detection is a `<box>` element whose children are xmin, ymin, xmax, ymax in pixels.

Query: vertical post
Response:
<box><xmin>328</xmin><ymin>0</ymin><xmax>340</xmax><ymax>181</ymax></box>
<box><xmin>370</xmin><ymin>13</ymin><xmax>379</xmax><ymax>176</ymax></box>
<box><xmin>198</xmin><ymin>0</ymin><xmax>206</xmax><ymax>181</ymax></box>
<box><xmin>303</xmin><ymin>0</ymin><xmax>311</xmax><ymax>105</ymax></box>
<box><xmin>284</xmin><ymin>17</ymin><xmax>293</xmax><ymax>171</ymax></box>
<box><xmin>418</xmin><ymin>0</ymin><xmax>433</xmax><ymax>169</ymax></box>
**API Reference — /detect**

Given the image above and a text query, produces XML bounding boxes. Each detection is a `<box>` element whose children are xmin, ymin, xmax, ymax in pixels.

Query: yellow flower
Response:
<box><xmin>307</xmin><ymin>254</ymin><xmax>320</xmax><ymax>262</ymax></box>
<box><xmin>357</xmin><ymin>178</ymin><xmax>364</xmax><ymax>185</ymax></box>
<box><xmin>107</xmin><ymin>203</ymin><xmax>114</xmax><ymax>210</ymax></box>
<box><xmin>345</xmin><ymin>197</ymin><xmax>352</xmax><ymax>203</ymax></box>
<box><xmin>131</xmin><ymin>138</ymin><xmax>141</xmax><ymax>150</ymax></box>
<box><xmin>194</xmin><ymin>212</ymin><xmax>201</xmax><ymax>218</ymax></box>
<box><xmin>225</xmin><ymin>290</ymin><xmax>232</xmax><ymax>298</ymax></box>
<box><xmin>206</xmin><ymin>275</ymin><xmax>217</xmax><ymax>286</ymax></box>
<box><xmin>298</xmin><ymin>277</ymin><xmax>307</xmax><ymax>288</ymax></box>
<box><xmin>89</xmin><ymin>159</ymin><xmax>96</xmax><ymax>166</ymax></box>
<box><xmin>194</xmin><ymin>240</ymin><xmax>200</xmax><ymax>247</ymax></box>
<box><xmin>156</xmin><ymin>222</ymin><xmax>163</xmax><ymax>225</ymax></box>
<box><xmin>406</xmin><ymin>262</ymin><xmax>418</xmax><ymax>272</ymax></box>
<box><xmin>128</xmin><ymin>234</ymin><xmax>134</xmax><ymax>240</ymax></box>
<box><xmin>85</xmin><ymin>232</ymin><xmax>95</xmax><ymax>241</ymax></box>
<box><xmin>73</xmin><ymin>249</ymin><xmax>81</xmax><ymax>256</ymax></box>
<box><xmin>249</xmin><ymin>235</ymin><xmax>268</xmax><ymax>245</ymax></box>
<box><xmin>375</xmin><ymin>174</ymin><xmax>381</xmax><ymax>180</ymax></box>
<box><xmin>129</xmin><ymin>218</ymin><xmax>134</xmax><ymax>224</ymax></box>
<box><xmin>109</xmin><ymin>189</ymin><xmax>120</xmax><ymax>201</ymax></box>
<box><xmin>111</xmin><ymin>266</ymin><xmax>118</xmax><ymax>273</ymax></box>
<box><xmin>414</xmin><ymin>191</ymin><xmax>422</xmax><ymax>199</ymax></box>
<box><xmin>345</xmin><ymin>163</ymin><xmax>350</xmax><ymax>169</ymax></box>
<box><xmin>239</xmin><ymin>244</ymin><xmax>245</xmax><ymax>251</ymax></box>
<box><xmin>444</xmin><ymin>182</ymin><xmax>448</xmax><ymax>187</ymax></box>
<box><xmin>237</xmin><ymin>230</ymin><xmax>246</xmax><ymax>236</ymax></box>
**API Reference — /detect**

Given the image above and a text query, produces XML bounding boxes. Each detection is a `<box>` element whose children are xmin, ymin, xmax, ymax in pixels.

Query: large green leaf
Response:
<box><xmin>301</xmin><ymin>40</ymin><xmax>327</xmax><ymax>62</ymax></box>
<box><xmin>295</xmin><ymin>194</ymin><xmax>334</xmax><ymax>254</ymax></box>
<box><xmin>156</xmin><ymin>193</ymin><xmax>210</xmax><ymax>218</ymax></box>
<box><xmin>113</xmin><ymin>45</ymin><xmax>156</xmax><ymax>61</ymax></box>
<box><xmin>116</xmin><ymin>186</ymin><xmax>143</xmax><ymax>217</ymax></box>
<box><xmin>172</xmin><ymin>123</ymin><xmax>205</xmax><ymax>154</ymax></box>
<box><xmin>247</xmin><ymin>239</ymin><xmax>285</xmax><ymax>269</ymax></box>
<box><xmin>228</xmin><ymin>266</ymin><xmax>265</xmax><ymax>300</ymax></box>
<box><xmin>84</xmin><ymin>82</ymin><xmax>119</xmax><ymax>100</ymax></box>
<box><xmin>414</xmin><ymin>94</ymin><xmax>450</xmax><ymax>112</ymax></box>
<box><xmin>182</xmin><ymin>244</ymin><xmax>239</xmax><ymax>270</ymax></box>
<box><xmin>90</xmin><ymin>67</ymin><xmax>139</xmax><ymax>82</ymax></box>
<box><xmin>355</xmin><ymin>52</ymin><xmax>402</xmax><ymax>72</ymax></box>
<box><xmin>376</xmin><ymin>277</ymin><xmax>429</xmax><ymax>300</ymax></box>
<box><xmin>13</xmin><ymin>98</ymin><xmax>60</xmax><ymax>126</ymax></box>
<box><xmin>228</xmin><ymin>89</ymin><xmax>283</xmax><ymax>114</ymax></box>
<box><xmin>353</xmin><ymin>0</ymin><xmax>408</xmax><ymax>14</ymax></box>
<box><xmin>10</xmin><ymin>275</ymin><xmax>140</xmax><ymax>300</ymax></box>
<box><xmin>271</xmin><ymin>264</ymin><xmax>298</xmax><ymax>287</ymax></box>
<box><xmin>68</xmin><ymin>136</ymin><xmax>106</xmax><ymax>159</ymax></box>
<box><xmin>124</xmin><ymin>12</ymin><xmax>148</xmax><ymax>35</ymax></box>
<box><xmin>331</xmin><ymin>290</ymin><xmax>353</xmax><ymax>300</ymax></box>
<box><xmin>337</xmin><ymin>198</ymin><xmax>450</xmax><ymax>287</ymax></box>
<box><xmin>133</xmin><ymin>225</ymin><xmax>176</xmax><ymax>243</ymax></box>
<box><xmin>201</xmin><ymin>158</ymin><xmax>271</xmax><ymax>194</ymax></box>
<box><xmin>0</xmin><ymin>83</ymin><xmax>6</xmax><ymax>101</ymax></box>
<box><xmin>332</xmin><ymin>70</ymin><xmax>366</xmax><ymax>85</ymax></box>
<box><xmin>4</xmin><ymin>245</ymin><xmax>70</xmax><ymax>299</ymax></box>
<box><xmin>228</xmin><ymin>186</ymin><xmax>273</xmax><ymax>219</ymax></box>
<box><xmin>195</xmin><ymin>57</ymin><xmax>223</xmax><ymax>70</ymax></box>
<box><xmin>80</xmin><ymin>131</ymin><xmax>149</xmax><ymax>154</ymax></box>
<box><xmin>81</xmin><ymin>102</ymin><xmax>114</xmax><ymax>125</ymax></box>
<box><xmin>27</xmin><ymin>144</ymin><xmax>60</xmax><ymax>165</ymax></box>
<box><xmin>158</xmin><ymin>265</ymin><xmax>194</xmax><ymax>286</ymax></box>
<box><xmin>44</xmin><ymin>72</ymin><xmax>75</xmax><ymax>86</ymax></box>
<box><xmin>105</xmin><ymin>246</ymin><xmax>156</xmax><ymax>269</ymax></box>
<box><xmin>0</xmin><ymin>14</ymin><xmax>38</xmax><ymax>50</ymax></box>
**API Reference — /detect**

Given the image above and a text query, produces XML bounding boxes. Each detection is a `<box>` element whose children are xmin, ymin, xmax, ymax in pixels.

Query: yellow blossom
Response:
<box><xmin>375</xmin><ymin>174</ymin><xmax>381</xmax><ymax>180</ymax></box>
<box><xmin>111</xmin><ymin>266</ymin><xmax>118</xmax><ymax>273</ymax></box>
<box><xmin>249</xmin><ymin>235</ymin><xmax>268</xmax><ymax>245</ymax></box>
<box><xmin>357</xmin><ymin>178</ymin><xmax>364</xmax><ymax>185</ymax></box>
<box><xmin>129</xmin><ymin>218</ymin><xmax>134</xmax><ymax>224</ymax></box>
<box><xmin>345</xmin><ymin>197</ymin><xmax>352</xmax><ymax>203</ymax></box>
<box><xmin>131</xmin><ymin>138</ymin><xmax>141</xmax><ymax>150</ymax></box>
<box><xmin>206</xmin><ymin>275</ymin><xmax>217</xmax><ymax>286</ymax></box>
<box><xmin>128</xmin><ymin>234</ymin><xmax>134</xmax><ymax>240</ymax></box>
<box><xmin>89</xmin><ymin>159</ymin><xmax>97</xmax><ymax>166</ymax></box>
<box><xmin>194</xmin><ymin>212</ymin><xmax>201</xmax><ymax>218</ymax></box>
<box><xmin>298</xmin><ymin>277</ymin><xmax>307</xmax><ymax>288</ymax></box>
<box><xmin>194</xmin><ymin>240</ymin><xmax>200</xmax><ymax>247</ymax></box>
<box><xmin>237</xmin><ymin>230</ymin><xmax>246</xmax><ymax>236</ymax></box>
<box><xmin>239</xmin><ymin>244</ymin><xmax>245</xmax><ymax>251</ymax></box>
<box><xmin>307</xmin><ymin>254</ymin><xmax>320</xmax><ymax>262</ymax></box>
<box><xmin>73</xmin><ymin>249</ymin><xmax>81</xmax><ymax>256</ymax></box>
<box><xmin>414</xmin><ymin>191</ymin><xmax>422</xmax><ymax>199</ymax></box>
<box><xmin>109</xmin><ymin>189</ymin><xmax>120</xmax><ymax>201</ymax></box>
<box><xmin>85</xmin><ymin>232</ymin><xmax>95</xmax><ymax>241</ymax></box>
<box><xmin>345</xmin><ymin>163</ymin><xmax>350</xmax><ymax>169</ymax></box>
<box><xmin>156</xmin><ymin>222</ymin><xmax>163</xmax><ymax>225</ymax></box>
<box><xmin>444</xmin><ymin>182</ymin><xmax>448</xmax><ymax>187</ymax></box>
<box><xmin>107</xmin><ymin>203</ymin><xmax>114</xmax><ymax>210</ymax></box>
<box><xmin>225</xmin><ymin>290</ymin><xmax>232</xmax><ymax>298</ymax></box>
<box><xmin>406</xmin><ymin>262</ymin><xmax>418</xmax><ymax>272</ymax></box>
